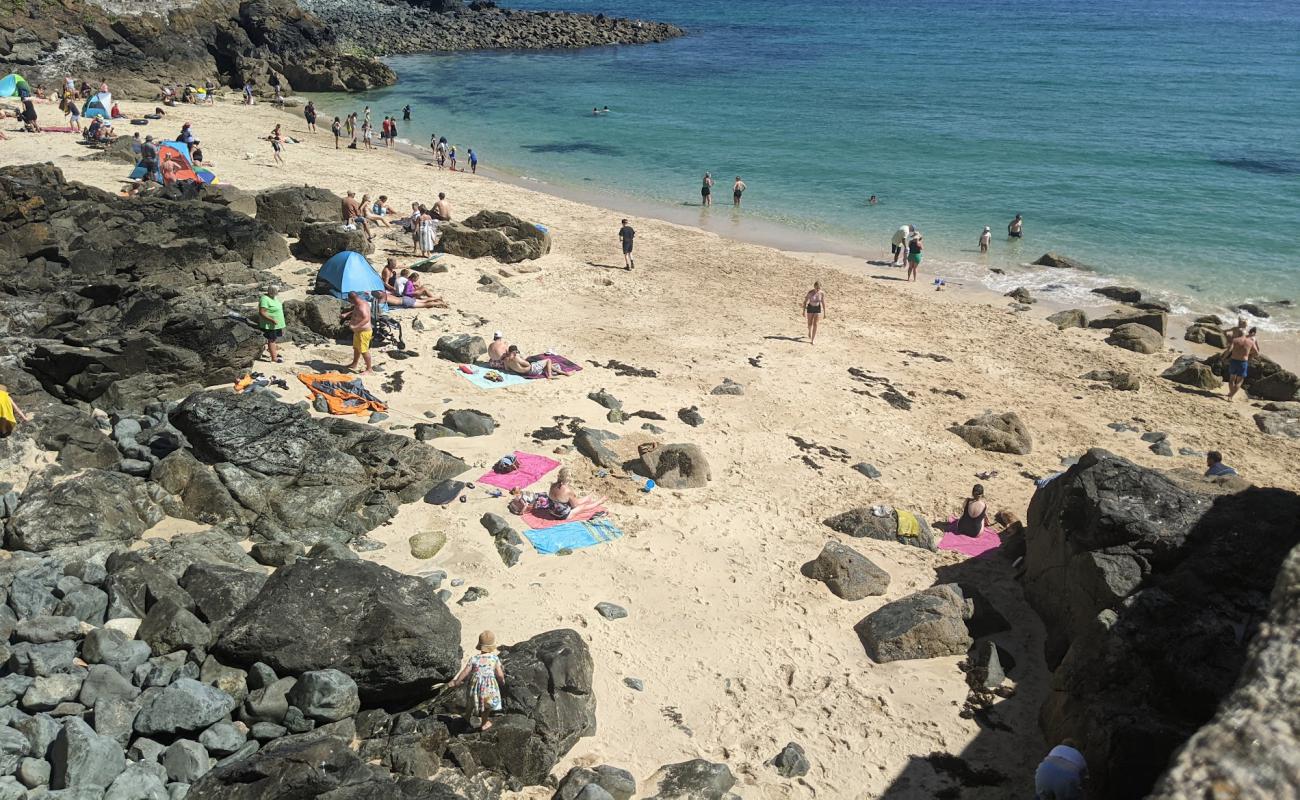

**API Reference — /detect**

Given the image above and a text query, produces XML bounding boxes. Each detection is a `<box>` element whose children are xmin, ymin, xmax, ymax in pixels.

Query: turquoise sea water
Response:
<box><xmin>322</xmin><ymin>0</ymin><xmax>1300</xmax><ymax>327</ymax></box>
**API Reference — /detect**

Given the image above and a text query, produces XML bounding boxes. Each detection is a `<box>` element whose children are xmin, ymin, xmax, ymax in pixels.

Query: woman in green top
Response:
<box><xmin>257</xmin><ymin>287</ymin><xmax>286</xmax><ymax>363</ymax></box>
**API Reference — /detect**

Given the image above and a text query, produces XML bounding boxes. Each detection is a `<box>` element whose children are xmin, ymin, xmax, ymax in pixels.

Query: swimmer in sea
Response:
<box><xmin>733</xmin><ymin>176</ymin><xmax>746</xmax><ymax>207</ymax></box>
<box><xmin>1008</xmin><ymin>214</ymin><xmax>1024</xmax><ymax>238</ymax></box>
<box><xmin>979</xmin><ymin>226</ymin><xmax>991</xmax><ymax>253</ymax></box>
<box><xmin>868</xmin><ymin>194</ymin><xmax>878</xmax><ymax>205</ymax></box>
<box><xmin>701</xmin><ymin>172</ymin><xmax>713</xmax><ymax>206</ymax></box>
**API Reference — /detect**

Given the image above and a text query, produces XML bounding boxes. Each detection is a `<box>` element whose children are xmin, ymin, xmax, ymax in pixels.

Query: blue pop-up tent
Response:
<box><xmin>0</xmin><ymin>73</ymin><xmax>31</xmax><ymax>98</ymax></box>
<box><xmin>316</xmin><ymin>251</ymin><xmax>384</xmax><ymax>299</ymax></box>
<box><xmin>83</xmin><ymin>92</ymin><xmax>112</xmax><ymax>118</ymax></box>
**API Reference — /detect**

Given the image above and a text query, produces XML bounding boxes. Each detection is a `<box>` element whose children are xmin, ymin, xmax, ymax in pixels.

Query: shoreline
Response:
<box><xmin>312</xmin><ymin>103</ymin><xmax>1300</xmax><ymax>373</ymax></box>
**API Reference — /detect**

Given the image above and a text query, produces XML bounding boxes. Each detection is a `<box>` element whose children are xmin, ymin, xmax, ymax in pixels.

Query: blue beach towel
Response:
<box><xmin>523</xmin><ymin>518</ymin><xmax>624</xmax><ymax>555</ymax></box>
<box><xmin>457</xmin><ymin>364</ymin><xmax>528</xmax><ymax>390</ymax></box>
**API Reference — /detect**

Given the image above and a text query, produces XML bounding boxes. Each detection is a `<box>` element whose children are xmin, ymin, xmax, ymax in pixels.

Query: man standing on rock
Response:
<box><xmin>345</xmin><ymin>292</ymin><xmax>374</xmax><ymax>375</ymax></box>
<box><xmin>1224</xmin><ymin>326</ymin><xmax>1259</xmax><ymax>401</ymax></box>
<box><xmin>257</xmin><ymin>286</ymin><xmax>286</xmax><ymax>364</ymax></box>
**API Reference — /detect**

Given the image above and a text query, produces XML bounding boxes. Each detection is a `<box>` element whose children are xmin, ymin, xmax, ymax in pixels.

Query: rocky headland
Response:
<box><xmin>298</xmin><ymin>0</ymin><xmax>685</xmax><ymax>57</ymax></box>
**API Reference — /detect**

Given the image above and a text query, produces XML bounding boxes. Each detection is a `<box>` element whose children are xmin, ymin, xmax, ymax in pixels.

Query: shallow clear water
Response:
<box><xmin>319</xmin><ymin>0</ymin><xmax>1300</xmax><ymax>326</ymax></box>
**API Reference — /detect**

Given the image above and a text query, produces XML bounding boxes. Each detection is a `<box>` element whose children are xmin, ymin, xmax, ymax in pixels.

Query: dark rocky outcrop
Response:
<box><xmin>824</xmin><ymin>506</ymin><xmax>938</xmax><ymax>552</ymax></box>
<box><xmin>1</xmin><ymin>164</ymin><xmax>287</xmax><ymax>413</ymax></box>
<box><xmin>1091</xmin><ymin>286</ymin><xmax>1142</xmax><ymax>303</ymax></box>
<box><xmin>300</xmin><ymin>0</ymin><xmax>684</xmax><ymax>58</ymax></box>
<box><xmin>1202</xmin><ymin>352</ymin><xmax>1300</xmax><ymax>402</ymax></box>
<box><xmin>1087</xmin><ymin>308</ymin><xmax>1167</xmax><ymax>335</ymax></box>
<box><xmin>255</xmin><ymin>186</ymin><xmax>344</xmax><ymax>238</ymax></box>
<box><xmin>645</xmin><ymin>759</ymin><xmax>736</xmax><ymax>800</ymax></box>
<box><xmin>854</xmin><ymin>584</ymin><xmax>973</xmax><ymax>663</ymax></box>
<box><xmin>438</xmin><ymin>211</ymin><xmax>552</xmax><ymax>263</ymax></box>
<box><xmin>1184</xmin><ymin>321</ymin><xmax>1229</xmax><ymax>348</ymax></box>
<box><xmin>214</xmin><ymin>557</ymin><xmax>462</xmax><ymax>704</ymax></box>
<box><xmin>1046</xmin><ymin>309</ymin><xmax>1088</xmax><ymax>330</ymax></box>
<box><xmin>801</xmin><ymin>542</ymin><xmax>890</xmax><ymax>601</ymax></box>
<box><xmin>1033</xmin><ymin>253</ymin><xmax>1090</xmax><ymax>270</ymax></box>
<box><xmin>1</xmin><ymin>0</ymin><xmax>395</xmax><ymax>98</ymax></box>
<box><xmin>948</xmin><ymin>411</ymin><xmax>1032</xmax><ymax>455</ymax></box>
<box><xmin>1160</xmin><ymin>355</ymin><xmax>1221</xmax><ymax>391</ymax></box>
<box><xmin>295</xmin><ymin>222</ymin><xmax>372</xmax><ymax>260</ymax></box>
<box><xmin>5</xmin><ymin>467</ymin><xmax>164</xmax><ymax>552</ymax></box>
<box><xmin>169</xmin><ymin>390</ymin><xmax>466</xmax><ymax>543</ymax></box>
<box><xmin>1022</xmin><ymin>449</ymin><xmax>1300</xmax><ymax>799</ymax></box>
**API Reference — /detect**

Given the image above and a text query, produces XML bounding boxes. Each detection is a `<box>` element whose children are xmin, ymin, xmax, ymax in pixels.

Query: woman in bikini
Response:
<box><xmin>531</xmin><ymin>468</ymin><xmax>607</xmax><ymax>520</ymax></box>
<box><xmin>955</xmin><ymin>484</ymin><xmax>989</xmax><ymax>537</ymax></box>
<box><xmin>803</xmin><ymin>281</ymin><xmax>826</xmax><ymax>345</ymax></box>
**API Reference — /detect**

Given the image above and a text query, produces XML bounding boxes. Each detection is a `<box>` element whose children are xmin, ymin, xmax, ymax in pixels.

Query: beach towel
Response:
<box><xmin>524</xmin><ymin>353</ymin><xmax>583</xmax><ymax>379</ymax></box>
<box><xmin>896</xmin><ymin>510</ymin><xmax>922</xmax><ymax>539</ymax></box>
<box><xmin>424</xmin><ymin>479</ymin><xmax>466</xmax><ymax>506</ymax></box>
<box><xmin>478</xmin><ymin>452</ymin><xmax>559</xmax><ymax>491</ymax></box>
<box><xmin>523</xmin><ymin>517</ymin><xmax>624</xmax><ymax>555</ymax></box>
<box><xmin>298</xmin><ymin>372</ymin><xmax>386</xmax><ymax>415</ymax></box>
<box><xmin>521</xmin><ymin>504</ymin><xmax>607</xmax><ymax>530</ymax></box>
<box><xmin>41</xmin><ymin>126</ymin><xmax>77</xmax><ymax>133</ymax></box>
<box><xmin>939</xmin><ymin>516</ymin><xmax>1002</xmax><ymax>558</ymax></box>
<box><xmin>456</xmin><ymin>364</ymin><xmax>528</xmax><ymax>390</ymax></box>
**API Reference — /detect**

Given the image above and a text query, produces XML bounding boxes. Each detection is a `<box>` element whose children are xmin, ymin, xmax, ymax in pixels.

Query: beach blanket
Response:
<box><xmin>521</xmin><ymin>504</ymin><xmax>607</xmax><ymax>530</ymax></box>
<box><xmin>298</xmin><ymin>372</ymin><xmax>386</xmax><ymax>415</ymax></box>
<box><xmin>41</xmin><ymin>126</ymin><xmax>77</xmax><ymax>133</ymax></box>
<box><xmin>456</xmin><ymin>364</ymin><xmax>528</xmax><ymax>390</ymax></box>
<box><xmin>939</xmin><ymin>516</ymin><xmax>1002</xmax><ymax>558</ymax></box>
<box><xmin>478</xmin><ymin>452</ymin><xmax>560</xmax><ymax>491</ymax></box>
<box><xmin>523</xmin><ymin>518</ymin><xmax>624</xmax><ymax>555</ymax></box>
<box><xmin>524</xmin><ymin>353</ymin><xmax>583</xmax><ymax>379</ymax></box>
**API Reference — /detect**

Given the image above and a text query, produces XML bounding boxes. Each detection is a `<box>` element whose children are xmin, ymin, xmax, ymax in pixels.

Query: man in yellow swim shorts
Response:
<box><xmin>345</xmin><ymin>292</ymin><xmax>374</xmax><ymax>375</ymax></box>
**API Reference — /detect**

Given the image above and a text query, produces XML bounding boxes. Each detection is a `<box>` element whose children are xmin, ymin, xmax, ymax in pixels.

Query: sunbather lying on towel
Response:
<box><xmin>503</xmin><ymin>345</ymin><xmax>566</xmax><ymax>380</ymax></box>
<box><xmin>383</xmin><ymin>290</ymin><xmax>446</xmax><ymax>310</ymax></box>
<box><xmin>530</xmin><ymin>469</ymin><xmax>605</xmax><ymax>520</ymax></box>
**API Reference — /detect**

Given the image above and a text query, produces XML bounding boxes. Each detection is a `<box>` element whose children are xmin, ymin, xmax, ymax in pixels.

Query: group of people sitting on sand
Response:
<box><xmin>380</xmin><ymin>258</ymin><xmax>446</xmax><ymax>309</ymax></box>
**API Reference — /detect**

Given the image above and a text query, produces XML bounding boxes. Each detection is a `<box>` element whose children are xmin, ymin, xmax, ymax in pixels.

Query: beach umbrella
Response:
<box><xmin>317</xmin><ymin>251</ymin><xmax>384</xmax><ymax>299</ymax></box>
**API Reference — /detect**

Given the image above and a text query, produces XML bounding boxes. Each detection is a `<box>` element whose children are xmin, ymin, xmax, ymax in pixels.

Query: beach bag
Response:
<box><xmin>493</xmin><ymin>455</ymin><xmax>519</xmax><ymax>474</ymax></box>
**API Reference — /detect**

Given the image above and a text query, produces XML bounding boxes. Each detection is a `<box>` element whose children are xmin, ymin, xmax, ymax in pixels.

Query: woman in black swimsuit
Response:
<box><xmin>956</xmin><ymin>484</ymin><xmax>989</xmax><ymax>537</ymax></box>
<box><xmin>701</xmin><ymin>172</ymin><xmax>713</xmax><ymax>206</ymax></box>
<box><xmin>803</xmin><ymin>281</ymin><xmax>826</xmax><ymax>345</ymax></box>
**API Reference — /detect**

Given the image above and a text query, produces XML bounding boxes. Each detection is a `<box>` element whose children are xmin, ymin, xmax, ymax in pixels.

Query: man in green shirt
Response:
<box><xmin>257</xmin><ymin>287</ymin><xmax>286</xmax><ymax>363</ymax></box>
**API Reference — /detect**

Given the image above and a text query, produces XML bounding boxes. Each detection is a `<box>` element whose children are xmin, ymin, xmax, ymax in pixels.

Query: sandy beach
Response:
<box><xmin>4</xmin><ymin>96</ymin><xmax>1298</xmax><ymax>798</ymax></box>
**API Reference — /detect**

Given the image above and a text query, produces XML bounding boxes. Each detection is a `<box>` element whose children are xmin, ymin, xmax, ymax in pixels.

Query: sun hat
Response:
<box><xmin>476</xmin><ymin>631</ymin><xmax>497</xmax><ymax>652</ymax></box>
<box><xmin>493</xmin><ymin>331</ymin><xmax>502</xmax><ymax>340</ymax></box>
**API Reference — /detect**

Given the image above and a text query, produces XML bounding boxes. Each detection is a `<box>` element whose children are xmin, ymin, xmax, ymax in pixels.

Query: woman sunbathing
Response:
<box><xmin>530</xmin><ymin>469</ymin><xmax>606</xmax><ymax>520</ymax></box>
<box><xmin>955</xmin><ymin>484</ymin><xmax>989</xmax><ymax>537</ymax></box>
<box><xmin>503</xmin><ymin>346</ymin><xmax>564</xmax><ymax>380</ymax></box>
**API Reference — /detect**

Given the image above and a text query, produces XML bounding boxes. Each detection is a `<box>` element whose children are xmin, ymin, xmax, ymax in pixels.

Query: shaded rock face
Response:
<box><xmin>214</xmin><ymin>557</ymin><xmax>463</xmax><ymax>704</ymax></box>
<box><xmin>295</xmin><ymin>222</ymin><xmax>372</xmax><ymax>260</ymax></box>
<box><xmin>170</xmin><ymin>390</ymin><xmax>466</xmax><ymax>543</ymax></box>
<box><xmin>186</xmin><ymin>734</ymin><xmax>409</xmax><ymax>798</ymax></box>
<box><xmin>1022</xmin><ymin>449</ymin><xmax>1300</xmax><ymax>799</ymax></box>
<box><xmin>1033</xmin><ymin>252</ymin><xmax>1090</xmax><ymax>270</ymax></box>
<box><xmin>2</xmin><ymin>0</ymin><xmax>395</xmax><ymax>96</ymax></box>
<box><xmin>854</xmin><ymin>584</ymin><xmax>972</xmax><ymax>663</ymax></box>
<box><xmin>255</xmin><ymin>186</ymin><xmax>344</xmax><ymax>237</ymax></box>
<box><xmin>1</xmin><ymin>163</ymin><xmax>286</xmax><ymax>413</ymax></box>
<box><xmin>645</xmin><ymin>759</ymin><xmax>736</xmax><ymax>800</ymax></box>
<box><xmin>1147</xmin><ymin>545</ymin><xmax>1300</xmax><ymax>800</ymax></box>
<box><xmin>948</xmin><ymin>411</ymin><xmax>1032</xmax><ymax>455</ymax></box>
<box><xmin>438</xmin><ymin>211</ymin><xmax>551</xmax><ymax>263</ymax></box>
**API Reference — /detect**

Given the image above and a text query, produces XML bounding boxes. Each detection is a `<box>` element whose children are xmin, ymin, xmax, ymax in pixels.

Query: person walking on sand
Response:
<box><xmin>257</xmin><ymin>286</ymin><xmax>286</xmax><ymax>363</ymax></box>
<box><xmin>66</xmin><ymin>98</ymin><xmax>81</xmax><ymax>132</ymax></box>
<box><xmin>733</xmin><ymin>176</ymin><xmax>746</xmax><ymax>207</ymax></box>
<box><xmin>701</xmin><ymin>172</ymin><xmax>713</xmax><ymax>206</ymax></box>
<box><xmin>448</xmin><ymin>631</ymin><xmax>505</xmax><ymax>731</ymax></box>
<box><xmin>906</xmin><ymin>230</ymin><xmax>924</xmax><ymax>281</ymax></box>
<box><xmin>269</xmin><ymin>128</ymin><xmax>284</xmax><ymax>165</ymax></box>
<box><xmin>448</xmin><ymin>145</ymin><xmax>458</xmax><ymax>171</ymax></box>
<box><xmin>345</xmin><ymin>291</ymin><xmax>374</xmax><ymax>375</ymax></box>
<box><xmin>331</xmin><ymin>117</ymin><xmax>341</xmax><ymax>149</ymax></box>
<box><xmin>1008</xmin><ymin>213</ymin><xmax>1024</xmax><ymax>238</ymax></box>
<box><xmin>468</xmin><ymin>148</ymin><xmax>478</xmax><ymax>174</ymax></box>
<box><xmin>803</xmin><ymin>281</ymin><xmax>826</xmax><ymax>344</ymax></box>
<box><xmin>389</xmin><ymin>117</ymin><xmax>398</xmax><ymax>147</ymax></box>
<box><xmin>304</xmin><ymin>100</ymin><xmax>317</xmax><ymax>133</ymax></box>
<box><xmin>618</xmin><ymin>219</ymin><xmax>636</xmax><ymax>270</ymax></box>
<box><xmin>1224</xmin><ymin>326</ymin><xmax>1259</xmax><ymax>401</ymax></box>
<box><xmin>979</xmin><ymin>226</ymin><xmax>992</xmax><ymax>253</ymax></box>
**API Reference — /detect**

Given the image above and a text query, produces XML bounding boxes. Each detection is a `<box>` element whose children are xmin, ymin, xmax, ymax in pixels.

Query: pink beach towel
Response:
<box><xmin>938</xmin><ymin>517</ymin><xmax>1002</xmax><ymax>558</ymax></box>
<box><xmin>524</xmin><ymin>353</ymin><xmax>583</xmax><ymax>379</ymax></box>
<box><xmin>477</xmin><ymin>452</ymin><xmax>560</xmax><ymax>491</ymax></box>
<box><xmin>520</xmin><ymin>504</ymin><xmax>607</xmax><ymax>530</ymax></box>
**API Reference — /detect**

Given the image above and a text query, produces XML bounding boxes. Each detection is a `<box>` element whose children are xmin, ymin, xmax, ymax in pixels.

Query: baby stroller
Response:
<box><xmin>372</xmin><ymin>314</ymin><xmax>405</xmax><ymax>351</ymax></box>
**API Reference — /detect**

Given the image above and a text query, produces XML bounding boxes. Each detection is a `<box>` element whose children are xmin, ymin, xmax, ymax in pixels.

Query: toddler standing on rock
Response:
<box><xmin>448</xmin><ymin>631</ymin><xmax>506</xmax><ymax>730</ymax></box>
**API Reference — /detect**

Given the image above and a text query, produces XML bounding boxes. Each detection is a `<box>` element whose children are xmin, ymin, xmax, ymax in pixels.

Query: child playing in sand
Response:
<box><xmin>448</xmin><ymin>631</ymin><xmax>505</xmax><ymax>731</ymax></box>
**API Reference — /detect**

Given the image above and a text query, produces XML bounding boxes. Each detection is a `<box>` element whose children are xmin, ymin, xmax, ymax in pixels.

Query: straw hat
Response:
<box><xmin>476</xmin><ymin>630</ymin><xmax>497</xmax><ymax>652</ymax></box>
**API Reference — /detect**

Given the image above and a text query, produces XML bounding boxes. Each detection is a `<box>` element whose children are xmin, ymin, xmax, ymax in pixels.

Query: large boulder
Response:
<box><xmin>4</xmin><ymin>467</ymin><xmax>163</xmax><ymax>552</ymax></box>
<box><xmin>645</xmin><ymin>760</ymin><xmax>736</xmax><ymax>800</ymax></box>
<box><xmin>637</xmin><ymin>443</ymin><xmax>711</xmax><ymax>489</ymax></box>
<box><xmin>1105</xmin><ymin>323</ymin><xmax>1164</xmax><ymax>354</ymax></box>
<box><xmin>1184</xmin><ymin>322</ymin><xmax>1229</xmax><ymax>348</ymax></box>
<box><xmin>948</xmin><ymin>411</ymin><xmax>1032</xmax><ymax>455</ymax></box>
<box><xmin>823</xmin><ymin>507</ymin><xmax>937</xmax><ymax>551</ymax></box>
<box><xmin>1088</xmin><ymin>308</ymin><xmax>1167</xmax><ymax>335</ymax></box>
<box><xmin>170</xmin><ymin>391</ymin><xmax>466</xmax><ymax>544</ymax></box>
<box><xmin>213</xmin><ymin>557</ymin><xmax>462</xmax><ymax>704</ymax></box>
<box><xmin>1046</xmin><ymin>309</ymin><xmax>1088</xmax><ymax>330</ymax></box>
<box><xmin>854</xmin><ymin>584</ymin><xmax>972</xmax><ymax>663</ymax></box>
<box><xmin>134</xmin><ymin>678</ymin><xmax>238</xmax><ymax>737</ymax></box>
<box><xmin>1202</xmin><ymin>352</ymin><xmax>1300</xmax><ymax>401</ymax></box>
<box><xmin>254</xmin><ymin>186</ymin><xmax>344</xmax><ymax>237</ymax></box>
<box><xmin>801</xmin><ymin>541</ymin><xmax>890</xmax><ymax>600</ymax></box>
<box><xmin>434</xmin><ymin>334</ymin><xmax>487</xmax><ymax>364</ymax></box>
<box><xmin>296</xmin><ymin>221</ymin><xmax>372</xmax><ymax>260</ymax></box>
<box><xmin>1160</xmin><ymin>356</ymin><xmax>1221</xmax><ymax>391</ymax></box>
<box><xmin>574</xmin><ymin>428</ymin><xmax>622</xmax><ymax>470</ymax></box>
<box><xmin>439</xmin><ymin>629</ymin><xmax>595</xmax><ymax>785</ymax></box>
<box><xmin>1146</xmin><ymin>544</ymin><xmax>1300</xmax><ymax>800</ymax></box>
<box><xmin>282</xmin><ymin>295</ymin><xmax>350</xmax><ymax>342</ymax></box>
<box><xmin>1091</xmin><ymin>286</ymin><xmax>1142</xmax><ymax>303</ymax></box>
<box><xmin>437</xmin><ymin>211</ymin><xmax>552</xmax><ymax>263</ymax></box>
<box><xmin>49</xmin><ymin>717</ymin><xmax>126</xmax><ymax>791</ymax></box>
<box><xmin>1022</xmin><ymin>449</ymin><xmax>1300</xmax><ymax>798</ymax></box>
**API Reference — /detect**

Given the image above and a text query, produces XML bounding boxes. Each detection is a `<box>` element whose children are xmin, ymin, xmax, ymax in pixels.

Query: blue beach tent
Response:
<box><xmin>0</xmin><ymin>73</ymin><xmax>31</xmax><ymax>98</ymax></box>
<box><xmin>83</xmin><ymin>92</ymin><xmax>112</xmax><ymax>119</ymax></box>
<box><xmin>317</xmin><ymin>251</ymin><xmax>385</xmax><ymax>299</ymax></box>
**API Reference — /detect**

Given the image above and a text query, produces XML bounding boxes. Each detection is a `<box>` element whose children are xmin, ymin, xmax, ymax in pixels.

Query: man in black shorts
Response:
<box><xmin>619</xmin><ymin>219</ymin><xmax>635</xmax><ymax>270</ymax></box>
